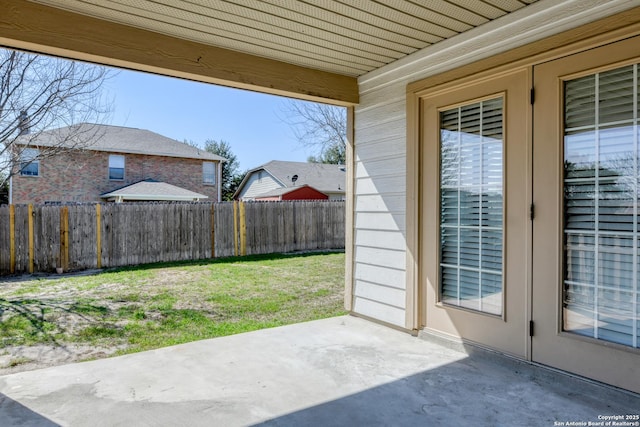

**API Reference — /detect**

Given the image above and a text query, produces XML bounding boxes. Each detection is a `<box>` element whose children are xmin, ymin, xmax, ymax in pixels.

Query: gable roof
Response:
<box><xmin>235</xmin><ymin>160</ymin><xmax>346</xmax><ymax>199</ymax></box>
<box><xmin>100</xmin><ymin>179</ymin><xmax>208</xmax><ymax>201</ymax></box>
<box><xmin>17</xmin><ymin>123</ymin><xmax>226</xmax><ymax>162</ymax></box>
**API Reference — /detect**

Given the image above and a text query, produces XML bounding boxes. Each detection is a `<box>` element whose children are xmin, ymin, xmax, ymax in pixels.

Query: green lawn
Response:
<box><xmin>0</xmin><ymin>251</ymin><xmax>346</xmax><ymax>368</ymax></box>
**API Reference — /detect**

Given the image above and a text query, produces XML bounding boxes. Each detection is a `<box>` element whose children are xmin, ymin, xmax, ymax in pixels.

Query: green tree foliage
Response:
<box><xmin>203</xmin><ymin>139</ymin><xmax>244</xmax><ymax>201</ymax></box>
<box><xmin>307</xmin><ymin>143</ymin><xmax>345</xmax><ymax>164</ymax></box>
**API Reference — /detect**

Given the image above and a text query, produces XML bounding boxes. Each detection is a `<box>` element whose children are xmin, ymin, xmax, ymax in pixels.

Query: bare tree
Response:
<box><xmin>0</xmin><ymin>48</ymin><xmax>113</xmax><ymax>187</ymax></box>
<box><xmin>280</xmin><ymin>99</ymin><xmax>346</xmax><ymax>164</ymax></box>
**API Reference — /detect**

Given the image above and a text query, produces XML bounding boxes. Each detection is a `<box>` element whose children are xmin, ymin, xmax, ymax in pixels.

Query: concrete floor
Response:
<box><xmin>0</xmin><ymin>315</ymin><xmax>638</xmax><ymax>427</ymax></box>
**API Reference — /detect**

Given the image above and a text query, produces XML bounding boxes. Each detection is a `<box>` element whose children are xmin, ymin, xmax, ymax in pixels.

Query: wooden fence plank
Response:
<box><xmin>9</xmin><ymin>205</ymin><xmax>15</xmax><ymax>274</ymax></box>
<box><xmin>0</xmin><ymin>206</ymin><xmax>10</xmax><ymax>274</ymax></box>
<box><xmin>60</xmin><ymin>206</ymin><xmax>69</xmax><ymax>271</ymax></box>
<box><xmin>96</xmin><ymin>204</ymin><xmax>102</xmax><ymax>268</ymax></box>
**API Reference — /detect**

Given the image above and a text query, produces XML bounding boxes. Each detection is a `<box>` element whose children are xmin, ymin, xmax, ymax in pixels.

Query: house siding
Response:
<box><xmin>237</xmin><ymin>172</ymin><xmax>281</xmax><ymax>200</ymax></box>
<box><xmin>11</xmin><ymin>150</ymin><xmax>219</xmax><ymax>204</ymax></box>
<box><xmin>350</xmin><ymin>0</ymin><xmax>635</xmax><ymax>328</ymax></box>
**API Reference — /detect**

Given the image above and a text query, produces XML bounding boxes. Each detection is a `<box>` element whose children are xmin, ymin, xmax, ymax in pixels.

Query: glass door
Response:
<box><xmin>532</xmin><ymin>35</ymin><xmax>640</xmax><ymax>393</ymax></box>
<box><xmin>421</xmin><ymin>69</ymin><xmax>530</xmax><ymax>358</ymax></box>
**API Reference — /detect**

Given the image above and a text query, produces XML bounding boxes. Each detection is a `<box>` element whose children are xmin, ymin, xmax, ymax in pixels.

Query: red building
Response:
<box><xmin>253</xmin><ymin>185</ymin><xmax>329</xmax><ymax>201</ymax></box>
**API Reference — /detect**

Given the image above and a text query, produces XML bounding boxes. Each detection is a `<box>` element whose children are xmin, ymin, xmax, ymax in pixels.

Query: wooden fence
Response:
<box><xmin>0</xmin><ymin>201</ymin><xmax>345</xmax><ymax>275</ymax></box>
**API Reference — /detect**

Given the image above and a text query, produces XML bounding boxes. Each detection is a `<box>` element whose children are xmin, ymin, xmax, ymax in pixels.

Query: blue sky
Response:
<box><xmin>103</xmin><ymin>69</ymin><xmax>314</xmax><ymax>171</ymax></box>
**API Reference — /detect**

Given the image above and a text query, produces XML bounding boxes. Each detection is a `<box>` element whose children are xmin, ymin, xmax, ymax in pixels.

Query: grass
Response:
<box><xmin>0</xmin><ymin>251</ymin><xmax>346</xmax><ymax>359</ymax></box>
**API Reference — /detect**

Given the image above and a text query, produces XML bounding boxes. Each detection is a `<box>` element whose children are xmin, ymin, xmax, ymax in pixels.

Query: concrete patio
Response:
<box><xmin>0</xmin><ymin>315</ymin><xmax>638</xmax><ymax>426</ymax></box>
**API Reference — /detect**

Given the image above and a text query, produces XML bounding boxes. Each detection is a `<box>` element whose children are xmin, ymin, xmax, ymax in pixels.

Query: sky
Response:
<box><xmin>102</xmin><ymin>68</ymin><xmax>317</xmax><ymax>171</ymax></box>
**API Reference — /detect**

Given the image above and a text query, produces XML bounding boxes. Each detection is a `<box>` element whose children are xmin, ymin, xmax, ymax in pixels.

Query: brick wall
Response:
<box><xmin>11</xmin><ymin>150</ymin><xmax>219</xmax><ymax>204</ymax></box>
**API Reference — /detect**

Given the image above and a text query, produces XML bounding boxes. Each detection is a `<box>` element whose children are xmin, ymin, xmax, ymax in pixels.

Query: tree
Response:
<box><xmin>0</xmin><ymin>171</ymin><xmax>8</xmax><ymax>204</ymax></box>
<box><xmin>0</xmin><ymin>48</ymin><xmax>113</xmax><ymax>188</ymax></box>
<box><xmin>307</xmin><ymin>143</ymin><xmax>345</xmax><ymax>164</ymax></box>
<box><xmin>280</xmin><ymin>100</ymin><xmax>346</xmax><ymax>164</ymax></box>
<box><xmin>203</xmin><ymin>139</ymin><xmax>243</xmax><ymax>201</ymax></box>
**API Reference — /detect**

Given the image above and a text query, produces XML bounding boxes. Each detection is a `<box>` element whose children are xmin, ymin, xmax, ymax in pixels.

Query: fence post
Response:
<box><xmin>9</xmin><ymin>204</ymin><xmax>15</xmax><ymax>274</ymax></box>
<box><xmin>210</xmin><ymin>204</ymin><xmax>215</xmax><ymax>258</ymax></box>
<box><xmin>28</xmin><ymin>204</ymin><xmax>34</xmax><ymax>273</ymax></box>
<box><xmin>96</xmin><ymin>204</ymin><xmax>102</xmax><ymax>268</ymax></box>
<box><xmin>59</xmin><ymin>206</ymin><xmax>69</xmax><ymax>272</ymax></box>
<box><xmin>240</xmin><ymin>202</ymin><xmax>247</xmax><ymax>256</ymax></box>
<box><xmin>233</xmin><ymin>201</ymin><xmax>239</xmax><ymax>256</ymax></box>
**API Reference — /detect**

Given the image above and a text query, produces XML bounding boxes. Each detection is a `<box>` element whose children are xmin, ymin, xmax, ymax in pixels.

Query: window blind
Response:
<box><xmin>563</xmin><ymin>63</ymin><xmax>639</xmax><ymax>348</ymax></box>
<box><xmin>440</xmin><ymin>97</ymin><xmax>504</xmax><ymax>315</ymax></box>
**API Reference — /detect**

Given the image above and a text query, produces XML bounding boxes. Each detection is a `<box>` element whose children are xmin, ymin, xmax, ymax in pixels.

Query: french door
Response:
<box><xmin>422</xmin><ymin>69</ymin><xmax>531</xmax><ymax>358</ymax></box>
<box><xmin>532</xmin><ymin>35</ymin><xmax>640</xmax><ymax>393</ymax></box>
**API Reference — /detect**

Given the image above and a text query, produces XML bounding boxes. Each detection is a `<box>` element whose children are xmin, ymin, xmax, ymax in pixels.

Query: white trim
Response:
<box><xmin>358</xmin><ymin>0</ymin><xmax>638</xmax><ymax>93</ymax></box>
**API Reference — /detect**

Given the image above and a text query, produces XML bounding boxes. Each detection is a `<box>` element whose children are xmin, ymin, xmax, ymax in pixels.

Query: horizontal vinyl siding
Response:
<box><xmin>353</xmin><ymin>297</ymin><xmax>406</xmax><ymax>326</ymax></box>
<box><xmin>355</xmin><ymin>156</ymin><xmax>405</xmax><ymax>179</ymax></box>
<box><xmin>355</xmin><ymin>246</ymin><xmax>406</xmax><ymax>271</ymax></box>
<box><xmin>355</xmin><ymin>212</ymin><xmax>405</xmax><ymax>232</ymax></box>
<box><xmin>352</xmin><ymin>78</ymin><xmax>407</xmax><ymax>327</ymax></box>
<box><xmin>356</xmin><ymin>175</ymin><xmax>406</xmax><ymax>195</ymax></box>
<box><xmin>355</xmin><ymin>281</ymin><xmax>406</xmax><ymax>310</ymax></box>
<box><xmin>238</xmin><ymin>172</ymin><xmax>281</xmax><ymax>200</ymax></box>
<box><xmin>355</xmin><ymin>229</ymin><xmax>406</xmax><ymax>251</ymax></box>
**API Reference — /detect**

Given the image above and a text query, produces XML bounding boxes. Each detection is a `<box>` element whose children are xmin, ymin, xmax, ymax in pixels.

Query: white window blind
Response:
<box><xmin>563</xmin><ymin>63</ymin><xmax>639</xmax><ymax>348</ymax></box>
<box><xmin>440</xmin><ymin>97</ymin><xmax>504</xmax><ymax>315</ymax></box>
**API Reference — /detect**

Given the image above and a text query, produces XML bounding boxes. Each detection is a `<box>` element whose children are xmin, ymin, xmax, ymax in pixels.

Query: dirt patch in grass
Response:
<box><xmin>0</xmin><ymin>251</ymin><xmax>346</xmax><ymax>375</ymax></box>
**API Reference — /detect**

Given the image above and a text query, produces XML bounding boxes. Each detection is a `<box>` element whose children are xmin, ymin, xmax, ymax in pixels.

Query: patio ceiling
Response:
<box><xmin>31</xmin><ymin>0</ymin><xmax>538</xmax><ymax>77</ymax></box>
<box><xmin>0</xmin><ymin>0</ymin><xmax>537</xmax><ymax>103</ymax></box>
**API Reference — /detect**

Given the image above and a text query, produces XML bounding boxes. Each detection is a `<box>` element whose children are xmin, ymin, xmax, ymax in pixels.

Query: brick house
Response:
<box><xmin>10</xmin><ymin>124</ymin><xmax>225</xmax><ymax>204</ymax></box>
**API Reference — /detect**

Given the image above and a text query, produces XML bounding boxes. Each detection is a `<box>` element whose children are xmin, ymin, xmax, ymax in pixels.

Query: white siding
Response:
<box><xmin>327</xmin><ymin>192</ymin><xmax>346</xmax><ymax>201</ymax></box>
<box><xmin>350</xmin><ymin>0</ymin><xmax>635</xmax><ymax>328</ymax></box>
<box><xmin>237</xmin><ymin>171</ymin><xmax>281</xmax><ymax>200</ymax></box>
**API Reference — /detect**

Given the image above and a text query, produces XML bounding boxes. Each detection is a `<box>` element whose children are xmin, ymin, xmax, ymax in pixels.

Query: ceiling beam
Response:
<box><xmin>0</xmin><ymin>0</ymin><xmax>359</xmax><ymax>105</ymax></box>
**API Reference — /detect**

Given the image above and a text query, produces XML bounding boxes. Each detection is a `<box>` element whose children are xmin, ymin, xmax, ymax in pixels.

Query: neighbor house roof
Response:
<box><xmin>100</xmin><ymin>179</ymin><xmax>208</xmax><ymax>202</ymax></box>
<box><xmin>234</xmin><ymin>160</ymin><xmax>346</xmax><ymax>199</ymax></box>
<box><xmin>17</xmin><ymin>123</ymin><xmax>226</xmax><ymax>162</ymax></box>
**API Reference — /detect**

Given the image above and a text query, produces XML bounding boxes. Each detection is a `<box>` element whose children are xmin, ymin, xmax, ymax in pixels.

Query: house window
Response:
<box><xmin>203</xmin><ymin>162</ymin><xmax>216</xmax><ymax>184</ymax></box>
<box><xmin>563</xmin><ymin>63</ymin><xmax>640</xmax><ymax>348</ymax></box>
<box><xmin>19</xmin><ymin>148</ymin><xmax>40</xmax><ymax>176</ymax></box>
<box><xmin>109</xmin><ymin>155</ymin><xmax>125</xmax><ymax>180</ymax></box>
<box><xmin>439</xmin><ymin>97</ymin><xmax>504</xmax><ymax>315</ymax></box>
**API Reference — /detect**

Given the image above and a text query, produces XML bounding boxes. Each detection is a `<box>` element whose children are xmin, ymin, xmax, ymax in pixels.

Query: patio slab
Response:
<box><xmin>0</xmin><ymin>315</ymin><xmax>638</xmax><ymax>427</ymax></box>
